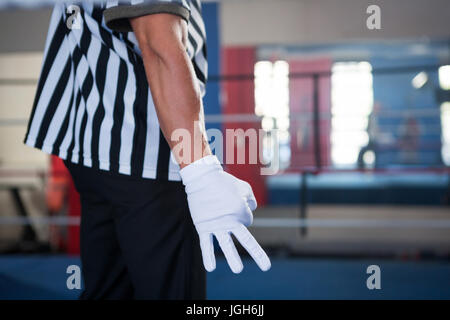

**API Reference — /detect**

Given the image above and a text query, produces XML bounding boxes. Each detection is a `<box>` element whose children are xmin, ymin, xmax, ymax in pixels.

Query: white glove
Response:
<box><xmin>179</xmin><ymin>155</ymin><xmax>271</xmax><ymax>274</ymax></box>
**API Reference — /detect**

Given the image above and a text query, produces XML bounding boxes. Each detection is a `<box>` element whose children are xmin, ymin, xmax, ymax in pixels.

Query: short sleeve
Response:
<box><xmin>104</xmin><ymin>0</ymin><xmax>191</xmax><ymax>32</ymax></box>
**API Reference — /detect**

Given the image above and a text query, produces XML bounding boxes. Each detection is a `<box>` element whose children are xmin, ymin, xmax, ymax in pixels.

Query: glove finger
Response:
<box><xmin>199</xmin><ymin>233</ymin><xmax>216</xmax><ymax>272</ymax></box>
<box><xmin>232</xmin><ymin>224</ymin><xmax>271</xmax><ymax>272</ymax></box>
<box><xmin>215</xmin><ymin>231</ymin><xmax>243</xmax><ymax>274</ymax></box>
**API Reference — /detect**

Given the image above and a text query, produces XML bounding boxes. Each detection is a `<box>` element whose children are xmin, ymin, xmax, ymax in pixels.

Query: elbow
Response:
<box><xmin>139</xmin><ymin>36</ymin><xmax>187</xmax><ymax>70</ymax></box>
<box><xmin>134</xmin><ymin>26</ymin><xmax>187</xmax><ymax>66</ymax></box>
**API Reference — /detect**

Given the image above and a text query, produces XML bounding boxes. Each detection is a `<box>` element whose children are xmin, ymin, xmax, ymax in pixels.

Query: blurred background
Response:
<box><xmin>0</xmin><ymin>0</ymin><xmax>449</xmax><ymax>299</ymax></box>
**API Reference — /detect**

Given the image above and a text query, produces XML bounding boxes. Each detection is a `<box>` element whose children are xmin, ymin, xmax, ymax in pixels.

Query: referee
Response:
<box><xmin>24</xmin><ymin>0</ymin><xmax>270</xmax><ymax>300</ymax></box>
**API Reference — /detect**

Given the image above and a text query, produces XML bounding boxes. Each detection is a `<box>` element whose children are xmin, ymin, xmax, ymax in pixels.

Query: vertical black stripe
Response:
<box><xmin>188</xmin><ymin>33</ymin><xmax>198</xmax><ymax>54</ymax></box>
<box><xmin>191</xmin><ymin>0</ymin><xmax>201</xmax><ymax>12</ymax></box>
<box><xmin>192</xmin><ymin>58</ymin><xmax>206</xmax><ymax>84</ymax></box>
<box><xmin>24</xmin><ymin>17</ymin><xmax>67</xmax><ymax>142</ymax></box>
<box><xmin>66</xmin><ymin>90</ymin><xmax>82</xmax><ymax>162</ymax></box>
<box><xmin>52</xmin><ymin>78</ymin><xmax>75</xmax><ymax>155</ymax></box>
<box><xmin>34</xmin><ymin>58</ymin><xmax>72</xmax><ymax>149</ymax></box>
<box><xmin>90</xmin><ymin>45</ymin><xmax>110</xmax><ymax>170</ymax></box>
<box><xmin>92</xmin><ymin>7</ymin><xmax>114</xmax><ymax>48</ymax></box>
<box><xmin>156</xmin><ymin>130</ymin><xmax>170</xmax><ymax>180</ymax></box>
<box><xmin>189</xmin><ymin>13</ymin><xmax>204</xmax><ymax>41</ymax></box>
<box><xmin>130</xmin><ymin>56</ymin><xmax>147</xmax><ymax>177</ymax></box>
<box><xmin>91</xmin><ymin>6</ymin><xmax>118</xmax><ymax>169</ymax></box>
<box><xmin>189</xmin><ymin>35</ymin><xmax>206</xmax><ymax>85</ymax></box>
<box><xmin>202</xmin><ymin>43</ymin><xmax>207</xmax><ymax>60</ymax></box>
<box><xmin>77</xmin><ymin>8</ymin><xmax>96</xmax><ymax>162</ymax></box>
<box><xmin>109</xmin><ymin>61</ymin><xmax>128</xmax><ymax>172</ymax></box>
<box><xmin>65</xmin><ymin>8</ymin><xmax>93</xmax><ymax>162</ymax></box>
<box><xmin>77</xmin><ymin>71</ymin><xmax>94</xmax><ymax>160</ymax></box>
<box><xmin>122</xmin><ymin>32</ymin><xmax>137</xmax><ymax>52</ymax></box>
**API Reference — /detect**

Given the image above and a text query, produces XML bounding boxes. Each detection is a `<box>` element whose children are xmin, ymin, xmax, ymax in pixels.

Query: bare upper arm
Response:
<box><xmin>130</xmin><ymin>13</ymin><xmax>188</xmax><ymax>57</ymax></box>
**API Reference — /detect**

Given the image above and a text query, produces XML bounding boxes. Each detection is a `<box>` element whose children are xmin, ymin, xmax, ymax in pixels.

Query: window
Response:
<box><xmin>331</xmin><ymin>61</ymin><xmax>374</xmax><ymax>167</ymax></box>
<box><xmin>439</xmin><ymin>65</ymin><xmax>450</xmax><ymax>165</ymax></box>
<box><xmin>254</xmin><ymin>60</ymin><xmax>290</xmax><ymax>169</ymax></box>
<box><xmin>441</xmin><ymin>103</ymin><xmax>450</xmax><ymax>165</ymax></box>
<box><xmin>438</xmin><ymin>65</ymin><xmax>450</xmax><ymax>90</ymax></box>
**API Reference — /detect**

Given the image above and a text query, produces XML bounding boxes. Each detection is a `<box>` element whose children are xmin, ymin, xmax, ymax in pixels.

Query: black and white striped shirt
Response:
<box><xmin>24</xmin><ymin>0</ymin><xmax>207</xmax><ymax>181</ymax></box>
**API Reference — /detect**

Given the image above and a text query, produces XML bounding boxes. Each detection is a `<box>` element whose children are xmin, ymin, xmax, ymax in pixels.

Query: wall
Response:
<box><xmin>0</xmin><ymin>8</ymin><xmax>51</xmax><ymax>53</ymax></box>
<box><xmin>0</xmin><ymin>53</ymin><xmax>47</xmax><ymax>167</ymax></box>
<box><xmin>2</xmin><ymin>0</ymin><xmax>450</xmax><ymax>52</ymax></box>
<box><xmin>220</xmin><ymin>0</ymin><xmax>450</xmax><ymax>45</ymax></box>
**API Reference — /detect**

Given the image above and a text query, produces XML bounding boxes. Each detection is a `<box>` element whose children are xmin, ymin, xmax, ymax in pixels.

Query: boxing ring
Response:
<box><xmin>1</xmin><ymin>63</ymin><xmax>450</xmax><ymax>254</ymax></box>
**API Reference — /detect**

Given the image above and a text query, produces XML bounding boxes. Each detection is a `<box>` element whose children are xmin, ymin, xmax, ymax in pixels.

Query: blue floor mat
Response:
<box><xmin>0</xmin><ymin>255</ymin><xmax>449</xmax><ymax>299</ymax></box>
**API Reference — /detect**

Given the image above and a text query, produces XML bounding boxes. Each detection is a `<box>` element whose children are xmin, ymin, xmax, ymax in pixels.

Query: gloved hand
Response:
<box><xmin>179</xmin><ymin>155</ymin><xmax>271</xmax><ymax>274</ymax></box>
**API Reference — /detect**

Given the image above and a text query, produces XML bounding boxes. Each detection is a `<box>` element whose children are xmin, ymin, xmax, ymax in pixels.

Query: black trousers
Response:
<box><xmin>63</xmin><ymin>160</ymin><xmax>206</xmax><ymax>300</ymax></box>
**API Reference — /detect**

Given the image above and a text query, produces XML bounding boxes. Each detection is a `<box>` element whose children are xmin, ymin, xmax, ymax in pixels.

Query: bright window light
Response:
<box><xmin>363</xmin><ymin>150</ymin><xmax>376</xmax><ymax>167</ymax></box>
<box><xmin>439</xmin><ymin>65</ymin><xmax>450</xmax><ymax>90</ymax></box>
<box><xmin>254</xmin><ymin>60</ymin><xmax>290</xmax><ymax>168</ymax></box>
<box><xmin>441</xmin><ymin>102</ymin><xmax>450</xmax><ymax>165</ymax></box>
<box><xmin>412</xmin><ymin>71</ymin><xmax>428</xmax><ymax>89</ymax></box>
<box><xmin>331</xmin><ymin>61</ymin><xmax>374</xmax><ymax>167</ymax></box>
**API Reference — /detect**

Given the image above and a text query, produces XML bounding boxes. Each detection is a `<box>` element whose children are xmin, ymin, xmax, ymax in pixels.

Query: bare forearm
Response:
<box><xmin>130</xmin><ymin>15</ymin><xmax>211</xmax><ymax>168</ymax></box>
